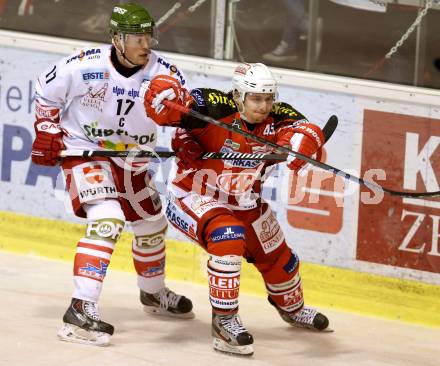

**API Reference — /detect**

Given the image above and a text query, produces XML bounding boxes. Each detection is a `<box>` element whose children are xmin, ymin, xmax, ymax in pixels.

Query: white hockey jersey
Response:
<box><xmin>35</xmin><ymin>45</ymin><xmax>187</xmax><ymax>167</ymax></box>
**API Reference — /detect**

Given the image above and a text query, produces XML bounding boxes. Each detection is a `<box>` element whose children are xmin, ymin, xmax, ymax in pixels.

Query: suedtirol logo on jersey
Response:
<box><xmin>82</xmin><ymin>122</ymin><xmax>156</xmax><ymax>146</ymax></box>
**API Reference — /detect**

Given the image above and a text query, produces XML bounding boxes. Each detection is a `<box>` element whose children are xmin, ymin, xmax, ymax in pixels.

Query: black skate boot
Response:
<box><xmin>140</xmin><ymin>287</ymin><xmax>194</xmax><ymax>319</ymax></box>
<box><xmin>57</xmin><ymin>298</ymin><xmax>114</xmax><ymax>346</ymax></box>
<box><xmin>212</xmin><ymin>313</ymin><xmax>254</xmax><ymax>356</ymax></box>
<box><xmin>269</xmin><ymin>296</ymin><xmax>331</xmax><ymax>332</ymax></box>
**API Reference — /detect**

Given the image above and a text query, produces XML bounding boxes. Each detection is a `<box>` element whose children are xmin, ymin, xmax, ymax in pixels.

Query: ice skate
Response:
<box><xmin>269</xmin><ymin>297</ymin><xmax>332</xmax><ymax>332</ymax></box>
<box><xmin>212</xmin><ymin>313</ymin><xmax>254</xmax><ymax>356</ymax></box>
<box><xmin>140</xmin><ymin>287</ymin><xmax>194</xmax><ymax>319</ymax></box>
<box><xmin>57</xmin><ymin>298</ymin><xmax>114</xmax><ymax>346</ymax></box>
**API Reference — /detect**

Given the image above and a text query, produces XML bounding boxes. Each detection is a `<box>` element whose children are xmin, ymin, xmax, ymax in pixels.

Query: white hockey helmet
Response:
<box><xmin>232</xmin><ymin>62</ymin><xmax>278</xmax><ymax>104</ymax></box>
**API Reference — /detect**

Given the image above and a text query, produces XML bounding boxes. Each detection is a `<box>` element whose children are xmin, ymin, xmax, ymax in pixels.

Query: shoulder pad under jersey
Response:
<box><xmin>270</xmin><ymin>102</ymin><xmax>307</xmax><ymax>124</ymax></box>
<box><xmin>190</xmin><ymin>88</ymin><xmax>237</xmax><ymax>120</ymax></box>
<box><xmin>154</xmin><ymin>52</ymin><xmax>187</xmax><ymax>87</ymax></box>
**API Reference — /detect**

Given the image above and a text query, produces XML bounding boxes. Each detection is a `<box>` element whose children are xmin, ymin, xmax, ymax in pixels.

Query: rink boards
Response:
<box><xmin>0</xmin><ymin>31</ymin><xmax>439</xmax><ymax>327</ymax></box>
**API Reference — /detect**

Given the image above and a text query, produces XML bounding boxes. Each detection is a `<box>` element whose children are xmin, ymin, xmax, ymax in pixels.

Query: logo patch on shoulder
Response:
<box><xmin>191</xmin><ymin>89</ymin><xmax>205</xmax><ymax>107</ymax></box>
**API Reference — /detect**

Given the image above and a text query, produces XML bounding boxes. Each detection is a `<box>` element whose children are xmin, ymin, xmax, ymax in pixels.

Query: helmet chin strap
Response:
<box><xmin>112</xmin><ymin>35</ymin><xmax>141</xmax><ymax>68</ymax></box>
<box><xmin>237</xmin><ymin>104</ymin><xmax>253</xmax><ymax>123</ymax></box>
<box><xmin>239</xmin><ymin>110</ymin><xmax>251</xmax><ymax>122</ymax></box>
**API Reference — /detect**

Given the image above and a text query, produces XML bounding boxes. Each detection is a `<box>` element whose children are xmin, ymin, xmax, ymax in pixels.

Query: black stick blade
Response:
<box><xmin>323</xmin><ymin>115</ymin><xmax>338</xmax><ymax>143</ymax></box>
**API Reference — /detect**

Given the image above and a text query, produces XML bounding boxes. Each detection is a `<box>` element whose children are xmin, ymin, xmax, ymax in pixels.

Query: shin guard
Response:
<box><xmin>264</xmin><ymin>250</ymin><xmax>304</xmax><ymax>313</ymax></box>
<box><xmin>208</xmin><ymin>254</ymin><xmax>242</xmax><ymax>315</ymax></box>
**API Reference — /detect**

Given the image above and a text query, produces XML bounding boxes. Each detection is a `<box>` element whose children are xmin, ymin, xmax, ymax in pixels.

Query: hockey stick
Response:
<box><xmin>59</xmin><ymin>149</ymin><xmax>290</xmax><ymax>161</ymax></box>
<box><xmin>60</xmin><ymin>116</ymin><xmax>338</xmax><ymax>161</ymax></box>
<box><xmin>161</xmin><ymin>99</ymin><xmax>440</xmax><ymax>198</ymax></box>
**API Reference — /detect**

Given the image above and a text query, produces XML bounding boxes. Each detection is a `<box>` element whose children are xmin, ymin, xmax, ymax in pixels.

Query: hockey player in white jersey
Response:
<box><xmin>31</xmin><ymin>3</ymin><xmax>194</xmax><ymax>346</ymax></box>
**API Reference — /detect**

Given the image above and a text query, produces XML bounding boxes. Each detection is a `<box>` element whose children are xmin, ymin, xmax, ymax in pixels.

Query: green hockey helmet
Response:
<box><xmin>109</xmin><ymin>3</ymin><xmax>155</xmax><ymax>35</ymax></box>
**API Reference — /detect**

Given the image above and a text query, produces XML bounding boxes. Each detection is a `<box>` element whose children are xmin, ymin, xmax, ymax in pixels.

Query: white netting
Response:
<box><xmin>385</xmin><ymin>0</ymin><xmax>434</xmax><ymax>59</ymax></box>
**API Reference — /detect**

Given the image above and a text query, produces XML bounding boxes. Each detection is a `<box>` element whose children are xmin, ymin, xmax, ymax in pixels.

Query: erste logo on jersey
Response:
<box><xmin>82</xmin><ymin>69</ymin><xmax>110</xmax><ymax>82</ymax></box>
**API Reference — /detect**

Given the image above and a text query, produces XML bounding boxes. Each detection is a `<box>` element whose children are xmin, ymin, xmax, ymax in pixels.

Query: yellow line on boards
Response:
<box><xmin>0</xmin><ymin>210</ymin><xmax>438</xmax><ymax>328</ymax></box>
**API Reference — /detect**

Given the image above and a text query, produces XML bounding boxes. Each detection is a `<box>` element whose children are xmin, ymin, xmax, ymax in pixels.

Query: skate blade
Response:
<box><xmin>143</xmin><ymin>305</ymin><xmax>195</xmax><ymax>319</ymax></box>
<box><xmin>57</xmin><ymin>323</ymin><xmax>111</xmax><ymax>347</ymax></box>
<box><xmin>321</xmin><ymin>327</ymin><xmax>334</xmax><ymax>333</ymax></box>
<box><xmin>290</xmin><ymin>323</ymin><xmax>334</xmax><ymax>333</ymax></box>
<box><xmin>212</xmin><ymin>337</ymin><xmax>254</xmax><ymax>357</ymax></box>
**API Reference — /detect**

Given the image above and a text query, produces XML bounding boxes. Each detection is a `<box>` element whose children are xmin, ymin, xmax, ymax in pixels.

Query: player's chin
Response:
<box><xmin>253</xmin><ymin>113</ymin><xmax>269</xmax><ymax>123</ymax></box>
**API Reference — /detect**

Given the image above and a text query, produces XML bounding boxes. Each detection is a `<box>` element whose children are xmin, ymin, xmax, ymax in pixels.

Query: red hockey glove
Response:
<box><xmin>276</xmin><ymin>122</ymin><xmax>324</xmax><ymax>171</ymax></box>
<box><xmin>143</xmin><ymin>75</ymin><xmax>191</xmax><ymax>126</ymax></box>
<box><xmin>171</xmin><ymin>128</ymin><xmax>203</xmax><ymax>170</ymax></box>
<box><xmin>31</xmin><ymin>118</ymin><xmax>65</xmax><ymax>166</ymax></box>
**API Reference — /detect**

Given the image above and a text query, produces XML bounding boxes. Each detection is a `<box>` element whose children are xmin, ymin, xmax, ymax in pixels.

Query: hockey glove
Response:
<box><xmin>276</xmin><ymin>122</ymin><xmax>324</xmax><ymax>172</ymax></box>
<box><xmin>31</xmin><ymin>118</ymin><xmax>65</xmax><ymax>166</ymax></box>
<box><xmin>143</xmin><ymin>75</ymin><xmax>191</xmax><ymax>126</ymax></box>
<box><xmin>171</xmin><ymin>128</ymin><xmax>203</xmax><ymax>170</ymax></box>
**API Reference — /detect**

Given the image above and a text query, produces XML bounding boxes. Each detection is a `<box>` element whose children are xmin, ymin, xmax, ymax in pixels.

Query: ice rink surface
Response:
<box><xmin>1</xmin><ymin>251</ymin><xmax>438</xmax><ymax>366</ymax></box>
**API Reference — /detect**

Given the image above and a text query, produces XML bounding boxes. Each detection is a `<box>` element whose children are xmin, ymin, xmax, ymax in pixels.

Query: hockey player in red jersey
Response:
<box><xmin>144</xmin><ymin>62</ymin><xmax>331</xmax><ymax>356</ymax></box>
<box><xmin>31</xmin><ymin>3</ymin><xmax>194</xmax><ymax>346</ymax></box>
